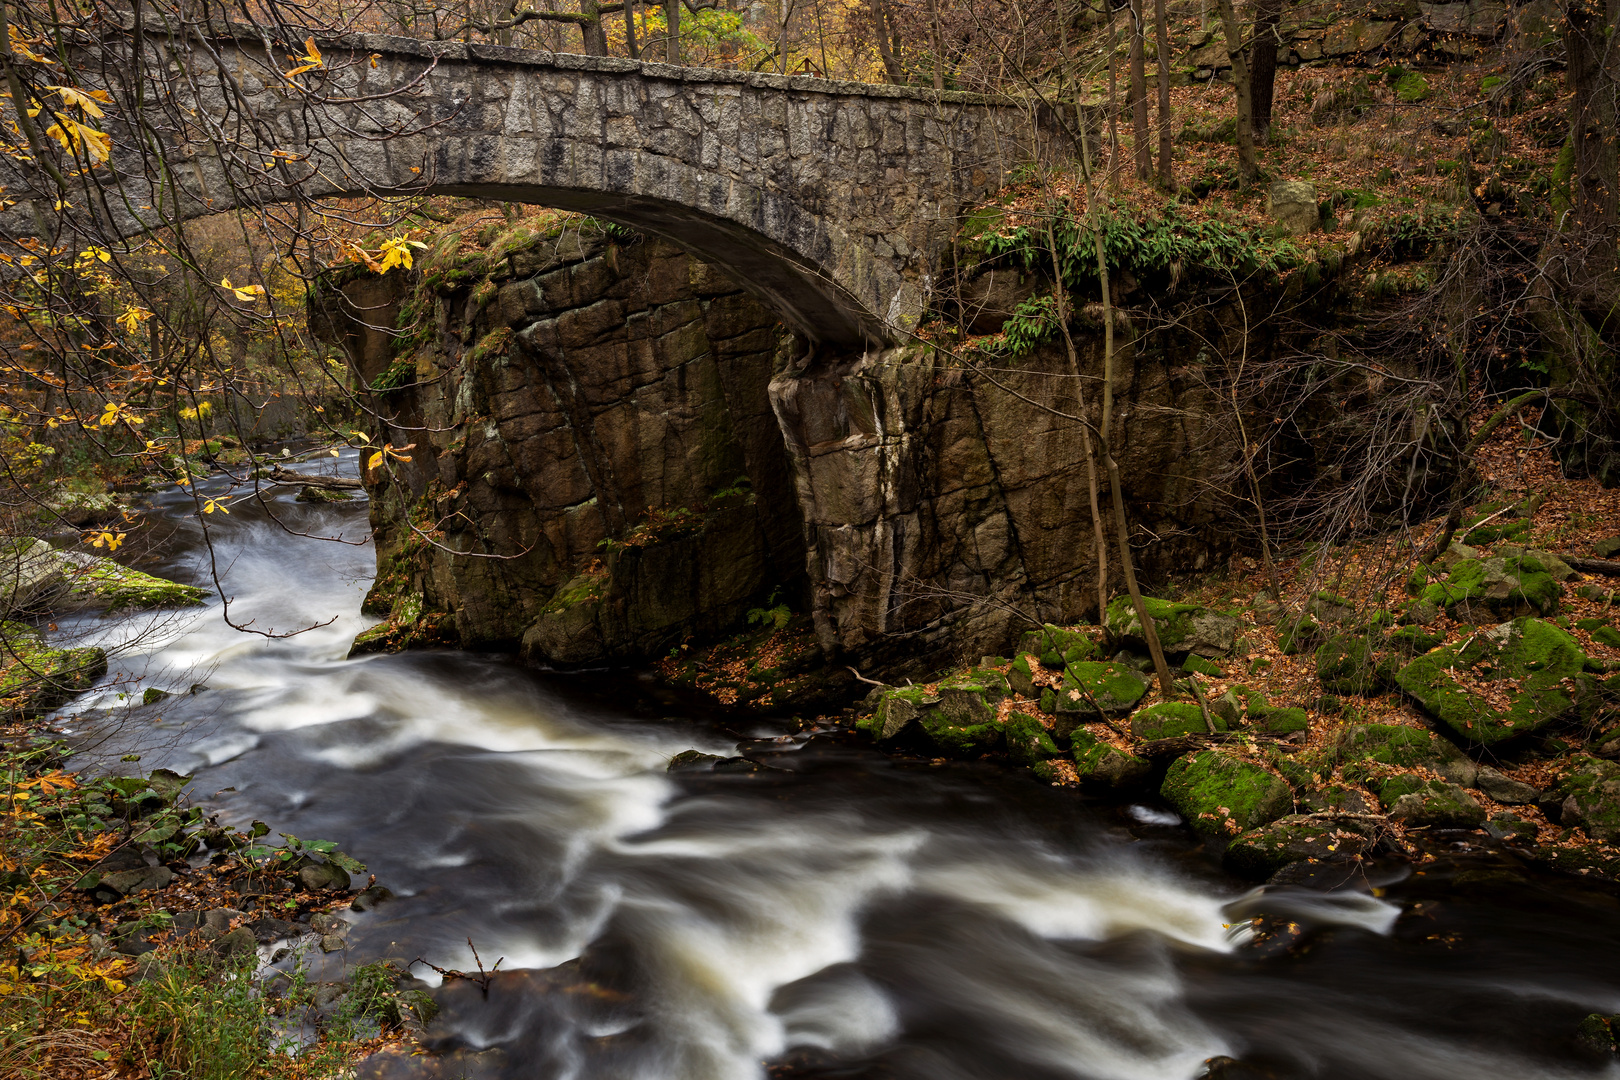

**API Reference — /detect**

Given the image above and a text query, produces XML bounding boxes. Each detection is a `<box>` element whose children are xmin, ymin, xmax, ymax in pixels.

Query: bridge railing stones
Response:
<box><xmin>0</xmin><ymin>24</ymin><xmax>1073</xmax><ymax>345</ymax></box>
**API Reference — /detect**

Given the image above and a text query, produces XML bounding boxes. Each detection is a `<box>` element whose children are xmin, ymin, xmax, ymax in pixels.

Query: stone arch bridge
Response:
<box><xmin>0</xmin><ymin>28</ymin><xmax>1069</xmax><ymax>345</ymax></box>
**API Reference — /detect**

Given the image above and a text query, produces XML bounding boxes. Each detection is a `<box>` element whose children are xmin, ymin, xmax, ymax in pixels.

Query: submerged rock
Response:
<box><xmin>1161</xmin><ymin>750</ymin><xmax>1293</xmax><ymax>835</ymax></box>
<box><xmin>1395</xmin><ymin>617</ymin><xmax>1598</xmax><ymax>746</ymax></box>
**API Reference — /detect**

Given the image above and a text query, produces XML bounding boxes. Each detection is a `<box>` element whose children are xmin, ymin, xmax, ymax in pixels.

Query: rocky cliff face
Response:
<box><xmin>314</xmin><ymin>220</ymin><xmax>1245</xmax><ymax>671</ymax></box>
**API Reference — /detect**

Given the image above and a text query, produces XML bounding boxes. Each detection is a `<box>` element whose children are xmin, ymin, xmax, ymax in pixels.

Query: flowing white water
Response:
<box><xmin>53</xmin><ymin>463</ymin><xmax>1620</xmax><ymax>1080</ymax></box>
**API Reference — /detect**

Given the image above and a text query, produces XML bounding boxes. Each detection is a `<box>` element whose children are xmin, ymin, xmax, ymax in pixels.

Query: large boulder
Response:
<box><xmin>1315</xmin><ymin>632</ymin><xmax>1397</xmax><ymax>696</ymax></box>
<box><xmin>1335</xmin><ymin>723</ymin><xmax>1477</xmax><ymax>787</ymax></box>
<box><xmin>1130</xmin><ymin>701</ymin><xmax>1226</xmax><ymax>741</ymax></box>
<box><xmin>861</xmin><ymin>669</ymin><xmax>1013</xmax><ymax>757</ymax></box>
<box><xmin>1041</xmin><ymin>727</ymin><xmax>1153</xmax><ymax>791</ymax></box>
<box><xmin>1</xmin><ymin>538</ymin><xmax>206</xmax><ymax>618</ymax></box>
<box><xmin>1395</xmin><ymin>618</ymin><xmax>1598</xmax><ymax>746</ymax></box>
<box><xmin>1224</xmin><ymin>814</ymin><xmax>1379</xmax><ymax>878</ymax></box>
<box><xmin>1104</xmin><ymin>595</ymin><xmax>1241</xmax><ymax>658</ymax></box>
<box><xmin>1038</xmin><ymin>661</ymin><xmax>1149</xmax><ymax>724</ymax></box>
<box><xmin>1162</xmin><ymin>750</ymin><xmax>1293</xmax><ymax>835</ymax></box>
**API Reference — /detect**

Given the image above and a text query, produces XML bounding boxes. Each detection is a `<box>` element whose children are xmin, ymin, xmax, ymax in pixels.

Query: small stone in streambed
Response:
<box><xmin>299</xmin><ymin>861</ymin><xmax>351</xmax><ymax>892</ymax></box>
<box><xmin>1223</xmin><ymin>814</ymin><xmax>1378</xmax><ymax>878</ymax></box>
<box><xmin>667</xmin><ymin>749</ymin><xmax>723</xmax><ymax>772</ymax></box>
<box><xmin>1576</xmin><ymin>1013</ymin><xmax>1619</xmax><ymax>1056</ymax></box>
<box><xmin>310</xmin><ymin>912</ymin><xmax>349</xmax><ymax>936</ymax></box>
<box><xmin>214</xmin><ymin>927</ymin><xmax>257</xmax><ymax>957</ymax></box>
<box><xmin>1484</xmin><ymin>812</ymin><xmax>1538</xmax><ymax>842</ymax></box>
<box><xmin>1475</xmin><ymin>766</ymin><xmax>1540</xmax><ymax>805</ymax></box>
<box><xmin>98</xmin><ymin>865</ymin><xmax>174</xmax><ymax>898</ymax></box>
<box><xmin>319</xmin><ymin>934</ymin><xmax>348</xmax><ymax>953</ymax></box>
<box><xmin>248</xmin><ymin>916</ymin><xmax>297</xmax><ymax>943</ymax></box>
<box><xmin>296</xmin><ymin>485</ymin><xmax>352</xmax><ymax>503</ymax></box>
<box><xmin>1198</xmin><ymin>1054</ymin><xmax>1276</xmax><ymax>1079</ymax></box>
<box><xmin>350</xmin><ymin>884</ymin><xmax>395</xmax><ymax>912</ymax></box>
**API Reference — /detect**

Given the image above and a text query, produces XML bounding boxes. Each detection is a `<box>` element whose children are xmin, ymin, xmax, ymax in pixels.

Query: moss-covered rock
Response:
<box><xmin>1387</xmin><ymin>624</ymin><xmax>1444</xmax><ymax>655</ymax></box>
<box><xmin>1383</xmin><ymin>778</ymin><xmax>1486</xmax><ymax>827</ymax></box>
<box><xmin>1335</xmin><ymin>723</ymin><xmax>1477</xmax><ymax>786</ymax></box>
<box><xmin>1395</xmin><ymin>617</ymin><xmax>1598</xmax><ymax>746</ymax></box>
<box><xmin>1161</xmin><ymin>751</ymin><xmax>1293</xmax><ymax>835</ymax></box>
<box><xmin>1278</xmin><ymin>615</ymin><xmax>1326</xmax><ymax>655</ymax></box>
<box><xmin>1315</xmin><ymin>632</ymin><xmax>1396</xmax><ymax>696</ymax></box>
<box><xmin>1550</xmin><ymin>756</ymin><xmax>1620</xmax><ymax>844</ymax></box>
<box><xmin>1411</xmin><ymin>556</ymin><xmax>1562</xmax><ymax>622</ymax></box>
<box><xmin>1298</xmin><ymin>784</ymin><xmax>1378</xmax><ymax>814</ymax></box>
<box><xmin>1575</xmin><ymin>1013</ymin><xmax>1619</xmax><ymax>1055</ymax></box>
<box><xmin>860</xmin><ymin>685</ymin><xmax>941</xmax><ymax>741</ymax></box>
<box><xmin>1039</xmin><ymin>661</ymin><xmax>1149</xmax><ymax>719</ymax></box>
<box><xmin>0</xmin><ymin>620</ymin><xmax>108</xmax><ymax>718</ymax></box>
<box><xmin>1223</xmin><ymin>814</ymin><xmax>1379</xmax><ymax>877</ymax></box>
<box><xmin>1130</xmin><ymin>701</ymin><xmax>1224</xmax><ymax>740</ymax></box>
<box><xmin>1066</xmin><ymin>728</ymin><xmax>1153</xmax><ymax>791</ymax></box>
<box><xmin>1254</xmin><ymin>706</ymin><xmax>1310</xmax><ymax>736</ymax></box>
<box><xmin>1104</xmin><ymin>595</ymin><xmax>1240</xmax><ymax>657</ymax></box>
<box><xmin>1004</xmin><ymin>712</ymin><xmax>1061</xmax><ymax>765</ymax></box>
<box><xmin>1014</xmin><ymin>624</ymin><xmax>1100</xmax><ymax>667</ymax></box>
<box><xmin>59</xmin><ymin>553</ymin><xmax>209</xmax><ymax>614</ymax></box>
<box><xmin>1182</xmin><ymin>654</ymin><xmax>1223</xmax><ymax>677</ymax></box>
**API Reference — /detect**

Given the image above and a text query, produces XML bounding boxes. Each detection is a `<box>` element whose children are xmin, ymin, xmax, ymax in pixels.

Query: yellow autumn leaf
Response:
<box><xmin>366</xmin><ymin>450</ymin><xmax>384</xmax><ymax>471</ymax></box>
<box><xmin>48</xmin><ymin>84</ymin><xmax>106</xmax><ymax>118</ymax></box>
<box><xmin>8</xmin><ymin>26</ymin><xmax>52</xmax><ymax>64</ymax></box>
<box><xmin>219</xmin><ymin>277</ymin><xmax>265</xmax><ymax>301</ymax></box>
<box><xmin>116</xmin><ymin>305</ymin><xmax>151</xmax><ymax>333</ymax></box>
<box><xmin>202</xmin><ymin>498</ymin><xmax>229</xmax><ymax>515</ymax></box>
<box><xmin>284</xmin><ymin>37</ymin><xmax>323</xmax><ymax>79</ymax></box>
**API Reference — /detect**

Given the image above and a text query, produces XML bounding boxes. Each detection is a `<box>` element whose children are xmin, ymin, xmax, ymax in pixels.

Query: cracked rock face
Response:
<box><xmin>320</xmin><ymin>226</ymin><xmax>1241</xmax><ymax>671</ymax></box>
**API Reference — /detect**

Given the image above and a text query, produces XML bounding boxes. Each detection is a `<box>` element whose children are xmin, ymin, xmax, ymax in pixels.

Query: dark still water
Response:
<box><xmin>53</xmin><ymin>462</ymin><xmax>1620</xmax><ymax>1080</ymax></box>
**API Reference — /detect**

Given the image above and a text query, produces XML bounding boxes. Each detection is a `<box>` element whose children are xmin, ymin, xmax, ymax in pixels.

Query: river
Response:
<box><xmin>50</xmin><ymin>455</ymin><xmax>1620</xmax><ymax>1080</ymax></box>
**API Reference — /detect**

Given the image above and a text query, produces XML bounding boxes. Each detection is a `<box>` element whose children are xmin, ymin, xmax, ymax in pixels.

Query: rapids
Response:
<box><xmin>49</xmin><ymin>455</ymin><xmax>1620</xmax><ymax>1080</ymax></box>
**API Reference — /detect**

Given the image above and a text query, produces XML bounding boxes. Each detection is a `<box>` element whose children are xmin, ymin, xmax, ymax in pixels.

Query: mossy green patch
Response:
<box><xmin>1335</xmin><ymin>723</ymin><xmax>1474</xmax><ymax>785</ymax></box>
<box><xmin>1224</xmin><ymin>815</ymin><xmax>1377</xmax><ymax>877</ymax></box>
<box><xmin>1105</xmin><ymin>595</ymin><xmax>1238</xmax><ymax>655</ymax></box>
<box><xmin>1004</xmin><ymin>713</ymin><xmax>1061</xmax><ymax>765</ymax></box>
<box><xmin>1161</xmin><ymin>750</ymin><xmax>1293</xmax><ymax>835</ymax></box>
<box><xmin>1039</xmin><ymin>661</ymin><xmax>1149</xmax><ymax>716</ymax></box>
<box><xmin>1130</xmin><ymin>701</ymin><xmax>1223</xmax><ymax>740</ymax></box>
<box><xmin>1067</xmin><ymin>728</ymin><xmax>1152</xmax><ymax>791</ymax></box>
<box><xmin>1396</xmin><ymin>617</ymin><xmax>1596</xmax><ymax>745</ymax></box>
<box><xmin>1015</xmin><ymin>624</ymin><xmax>1099</xmax><ymax>667</ymax></box>
<box><xmin>1314</xmin><ymin>633</ymin><xmax>1395</xmax><ymax>696</ymax></box>
<box><xmin>1384</xmin><ymin>778</ymin><xmax>1486</xmax><ymax>827</ymax></box>
<box><xmin>1551</xmin><ymin>756</ymin><xmax>1620</xmax><ymax>843</ymax></box>
<box><xmin>1415</xmin><ymin>556</ymin><xmax>1561</xmax><ymax>621</ymax></box>
<box><xmin>1182</xmin><ymin>654</ymin><xmax>1222</xmax><ymax>677</ymax></box>
<box><xmin>0</xmin><ymin>620</ymin><xmax>108</xmax><ymax>718</ymax></box>
<box><xmin>1255</xmin><ymin>706</ymin><xmax>1309</xmax><ymax>735</ymax></box>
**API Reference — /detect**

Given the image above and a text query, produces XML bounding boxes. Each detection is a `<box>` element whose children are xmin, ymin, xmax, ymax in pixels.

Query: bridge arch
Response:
<box><xmin>1</xmin><ymin>32</ymin><xmax>1064</xmax><ymax>346</ymax></box>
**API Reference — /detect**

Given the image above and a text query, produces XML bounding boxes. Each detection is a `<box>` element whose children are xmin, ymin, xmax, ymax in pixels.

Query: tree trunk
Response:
<box><xmin>1249</xmin><ymin>0</ymin><xmax>1284</xmax><ymax>141</ymax></box>
<box><xmin>1106</xmin><ymin>2</ymin><xmax>1121</xmax><ymax>172</ymax></box>
<box><xmin>1215</xmin><ymin>0</ymin><xmax>1258</xmax><ymax>186</ymax></box>
<box><xmin>581</xmin><ymin>0</ymin><xmax>607</xmax><ymax>54</ymax></box>
<box><xmin>871</xmin><ymin>0</ymin><xmax>903</xmax><ymax>82</ymax></box>
<box><xmin>667</xmin><ymin>0</ymin><xmax>681</xmax><ymax>63</ymax></box>
<box><xmin>624</xmin><ymin>0</ymin><xmax>639</xmax><ymax>58</ymax></box>
<box><xmin>1128</xmin><ymin>0</ymin><xmax>1152</xmax><ymax>181</ymax></box>
<box><xmin>1152</xmin><ymin>0</ymin><xmax>1174</xmax><ymax>189</ymax></box>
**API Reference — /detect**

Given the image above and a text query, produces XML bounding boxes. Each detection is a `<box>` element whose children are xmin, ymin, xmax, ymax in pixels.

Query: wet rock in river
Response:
<box><xmin>351</xmin><ymin>884</ymin><xmax>396</xmax><ymax>912</ymax></box>
<box><xmin>300</xmin><ymin>861</ymin><xmax>352</xmax><ymax>892</ymax></box>
<box><xmin>1161</xmin><ymin>751</ymin><xmax>1293</xmax><ymax>836</ymax></box>
<box><xmin>1003</xmin><ymin>712</ymin><xmax>1061</xmax><ymax>765</ymax></box>
<box><xmin>667</xmin><ymin>749</ymin><xmax>723</xmax><ymax>772</ymax></box>
<box><xmin>1058</xmin><ymin>728</ymin><xmax>1152</xmax><ymax>791</ymax></box>
<box><xmin>1223</xmin><ymin>814</ymin><xmax>1379</xmax><ymax>878</ymax></box>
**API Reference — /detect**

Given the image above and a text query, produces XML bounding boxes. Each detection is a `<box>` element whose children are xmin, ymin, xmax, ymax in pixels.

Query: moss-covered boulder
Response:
<box><xmin>1395</xmin><ymin>617</ymin><xmax>1598</xmax><ymax>746</ymax></box>
<box><xmin>1</xmin><ymin>537</ymin><xmax>69</xmax><ymax>618</ymax></box>
<box><xmin>1104</xmin><ymin>595</ymin><xmax>1240</xmax><ymax>657</ymax></box>
<box><xmin>1550</xmin><ymin>756</ymin><xmax>1620</xmax><ymax>844</ymax></box>
<box><xmin>1223</xmin><ymin>814</ymin><xmax>1379</xmax><ymax>878</ymax></box>
<box><xmin>1336</xmin><ymin>723</ymin><xmax>1476</xmax><ymax>786</ymax></box>
<box><xmin>1379</xmin><ymin>777</ymin><xmax>1486</xmax><ymax>828</ymax></box>
<box><xmin>861</xmin><ymin>671</ymin><xmax>1011</xmax><ymax>758</ymax></box>
<box><xmin>1387</xmin><ymin>624</ymin><xmax>1444</xmax><ymax>656</ymax></box>
<box><xmin>1130</xmin><ymin>701</ymin><xmax>1224</xmax><ymax>740</ymax></box>
<box><xmin>1065</xmin><ymin>728</ymin><xmax>1152</xmax><ymax>791</ymax></box>
<box><xmin>1315</xmin><ymin>633</ymin><xmax>1397</xmax><ymax>696</ymax></box>
<box><xmin>1003</xmin><ymin>712</ymin><xmax>1062</xmax><ymax>765</ymax></box>
<box><xmin>1278</xmin><ymin>615</ymin><xmax>1326</xmax><ymax>656</ymax></box>
<box><xmin>1298</xmin><ymin>784</ymin><xmax>1379</xmax><ymax>814</ymax></box>
<box><xmin>859</xmin><ymin>685</ymin><xmax>940</xmax><ymax>741</ymax></box>
<box><xmin>1161</xmin><ymin>751</ymin><xmax>1293</xmax><ymax>835</ymax></box>
<box><xmin>1410</xmin><ymin>556</ymin><xmax>1561</xmax><ymax>622</ymax></box>
<box><xmin>1038</xmin><ymin>661</ymin><xmax>1149</xmax><ymax>720</ymax></box>
<box><xmin>1014</xmin><ymin>624</ymin><xmax>1100</xmax><ymax>667</ymax></box>
<box><xmin>59</xmin><ymin>553</ymin><xmax>209</xmax><ymax>613</ymax></box>
<box><xmin>0</xmin><ymin>620</ymin><xmax>108</xmax><ymax>718</ymax></box>
<box><xmin>1253</xmin><ymin>706</ymin><xmax>1310</xmax><ymax>736</ymax></box>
